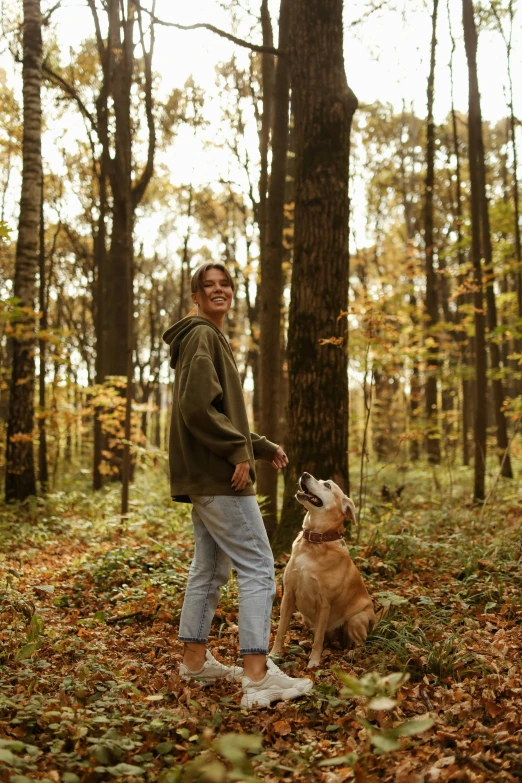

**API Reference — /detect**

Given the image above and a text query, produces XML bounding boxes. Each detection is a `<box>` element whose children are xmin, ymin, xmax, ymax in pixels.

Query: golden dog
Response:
<box><xmin>271</xmin><ymin>472</ymin><xmax>376</xmax><ymax>668</ymax></box>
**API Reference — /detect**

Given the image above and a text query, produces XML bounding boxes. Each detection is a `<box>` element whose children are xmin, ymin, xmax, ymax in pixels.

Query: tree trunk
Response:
<box><xmin>5</xmin><ymin>0</ymin><xmax>42</xmax><ymax>502</ymax></box>
<box><xmin>257</xmin><ymin>0</ymin><xmax>290</xmax><ymax>538</ymax></box>
<box><xmin>104</xmin><ymin>0</ymin><xmax>155</xmax><ymax>493</ymax></box>
<box><xmin>153</xmin><ymin>381</ymin><xmax>162</xmax><ymax>449</ymax></box>
<box><xmin>399</xmin><ymin>105</ymin><xmax>420</xmax><ymax>461</ymax></box>
<box><xmin>462</xmin><ymin>0</ymin><xmax>487</xmax><ymax>500</ymax></box>
<box><xmin>424</xmin><ymin>0</ymin><xmax>441</xmax><ymax>464</ymax></box>
<box><xmin>88</xmin><ymin>0</ymin><xmax>111</xmax><ymax>490</ymax></box>
<box><xmin>437</xmin><ymin>230</ymin><xmax>457</xmax><ymax>458</ymax></box>
<box><xmin>38</xmin><ymin>183</ymin><xmax>48</xmax><ymax>491</ymax></box>
<box><xmin>451</xmin><ymin>86</ymin><xmax>471</xmax><ymax>465</ymax></box>
<box><xmin>274</xmin><ymin>0</ymin><xmax>356</xmax><ymax>554</ymax></box>
<box><xmin>447</xmin><ymin>5</ymin><xmax>471</xmax><ymax>466</ymax></box>
<box><xmin>258</xmin><ymin>0</ymin><xmax>274</xmax><ymax>263</ymax></box>
<box><xmin>106</xmin><ymin>155</ymin><xmax>133</xmax><ymax>377</ymax></box>
<box><xmin>92</xmin><ymin>129</ymin><xmax>109</xmax><ymax>490</ymax></box>
<box><xmin>491</xmin><ymin>1</ymin><xmax>522</xmax><ymax>333</ymax></box>
<box><xmin>178</xmin><ymin>186</ymin><xmax>193</xmax><ymax>322</ymax></box>
<box><xmin>478</xmin><ymin>133</ymin><xmax>513</xmax><ymax>477</ymax></box>
<box><xmin>85</xmin><ymin>0</ymin><xmax>155</xmax><ymax>489</ymax></box>
<box><xmin>505</xmin><ymin>4</ymin><xmax>522</xmax><ymax>394</ymax></box>
<box><xmin>244</xmin><ymin>262</ymin><xmax>260</xmax><ymax>427</ymax></box>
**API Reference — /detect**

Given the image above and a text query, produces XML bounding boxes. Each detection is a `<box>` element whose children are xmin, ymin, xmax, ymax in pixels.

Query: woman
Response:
<box><xmin>163</xmin><ymin>262</ymin><xmax>312</xmax><ymax>709</ymax></box>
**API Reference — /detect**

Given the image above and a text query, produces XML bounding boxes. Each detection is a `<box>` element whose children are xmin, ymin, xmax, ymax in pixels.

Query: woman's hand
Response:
<box><xmin>271</xmin><ymin>447</ymin><xmax>289</xmax><ymax>470</ymax></box>
<box><xmin>231</xmin><ymin>461</ymin><xmax>250</xmax><ymax>491</ymax></box>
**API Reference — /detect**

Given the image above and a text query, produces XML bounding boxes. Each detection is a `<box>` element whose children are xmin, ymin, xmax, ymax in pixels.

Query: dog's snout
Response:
<box><xmin>302</xmin><ymin>472</ymin><xmax>311</xmax><ymax>479</ymax></box>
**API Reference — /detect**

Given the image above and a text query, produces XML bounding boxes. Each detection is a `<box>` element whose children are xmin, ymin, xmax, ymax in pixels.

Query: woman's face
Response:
<box><xmin>192</xmin><ymin>267</ymin><xmax>233</xmax><ymax>320</ymax></box>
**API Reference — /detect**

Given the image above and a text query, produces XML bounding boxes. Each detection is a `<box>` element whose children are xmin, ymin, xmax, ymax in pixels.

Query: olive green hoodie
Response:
<box><xmin>163</xmin><ymin>316</ymin><xmax>278</xmax><ymax>502</ymax></box>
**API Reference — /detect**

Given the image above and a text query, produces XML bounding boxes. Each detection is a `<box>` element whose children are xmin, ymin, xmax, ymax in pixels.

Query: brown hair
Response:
<box><xmin>190</xmin><ymin>262</ymin><xmax>235</xmax><ymax>294</ymax></box>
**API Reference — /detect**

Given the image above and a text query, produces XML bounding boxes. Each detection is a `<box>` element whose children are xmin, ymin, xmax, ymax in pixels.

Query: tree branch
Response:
<box><xmin>349</xmin><ymin>0</ymin><xmax>397</xmax><ymax>27</ymax></box>
<box><xmin>132</xmin><ymin>1</ymin><xmax>281</xmax><ymax>56</ymax></box>
<box><xmin>42</xmin><ymin>61</ymin><xmax>97</xmax><ymax>132</ymax></box>
<box><xmin>42</xmin><ymin>61</ymin><xmax>99</xmax><ymax>167</ymax></box>
<box><xmin>87</xmin><ymin>0</ymin><xmax>107</xmax><ymax>59</ymax></box>
<box><xmin>43</xmin><ymin>1</ymin><xmax>64</xmax><ymax>25</ymax></box>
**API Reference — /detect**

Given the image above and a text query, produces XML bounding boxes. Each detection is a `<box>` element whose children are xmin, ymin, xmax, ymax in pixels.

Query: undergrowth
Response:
<box><xmin>0</xmin><ymin>459</ymin><xmax>521</xmax><ymax>782</ymax></box>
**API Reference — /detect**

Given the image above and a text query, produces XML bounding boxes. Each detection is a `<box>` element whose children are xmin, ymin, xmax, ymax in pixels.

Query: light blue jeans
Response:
<box><xmin>178</xmin><ymin>495</ymin><xmax>276</xmax><ymax>655</ymax></box>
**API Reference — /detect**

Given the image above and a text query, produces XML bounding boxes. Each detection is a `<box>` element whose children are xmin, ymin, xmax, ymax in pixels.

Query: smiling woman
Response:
<box><xmin>162</xmin><ymin>261</ymin><xmax>312</xmax><ymax>708</ymax></box>
<box><xmin>189</xmin><ymin>262</ymin><xmax>235</xmax><ymax>326</ymax></box>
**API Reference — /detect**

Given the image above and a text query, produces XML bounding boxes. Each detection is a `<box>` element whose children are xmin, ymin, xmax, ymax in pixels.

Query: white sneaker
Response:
<box><xmin>241</xmin><ymin>658</ymin><xmax>313</xmax><ymax>708</ymax></box>
<box><xmin>180</xmin><ymin>649</ymin><xmax>243</xmax><ymax>683</ymax></box>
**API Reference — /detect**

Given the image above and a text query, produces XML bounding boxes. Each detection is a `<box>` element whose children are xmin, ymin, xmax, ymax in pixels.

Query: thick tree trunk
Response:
<box><xmin>274</xmin><ymin>0</ymin><xmax>356</xmax><ymax>554</ymax></box>
<box><xmin>463</xmin><ymin>0</ymin><xmax>487</xmax><ymax>500</ymax></box>
<box><xmin>106</xmin><ymin>201</ymin><xmax>133</xmax><ymax>378</ymax></box>
<box><xmin>101</xmin><ymin>0</ymin><xmax>155</xmax><ymax>496</ymax></box>
<box><xmin>257</xmin><ymin>0</ymin><xmax>290</xmax><ymax>538</ymax></box>
<box><xmin>106</xmin><ymin>0</ymin><xmax>133</xmax><ymax>379</ymax></box>
<box><xmin>5</xmin><ymin>0</ymin><xmax>42</xmax><ymax>502</ymax></box>
<box><xmin>424</xmin><ymin>0</ymin><xmax>441</xmax><ymax>464</ymax></box>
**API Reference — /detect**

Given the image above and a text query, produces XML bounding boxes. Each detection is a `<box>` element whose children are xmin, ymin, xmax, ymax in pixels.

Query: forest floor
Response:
<box><xmin>1</xmin><ymin>461</ymin><xmax>521</xmax><ymax>783</ymax></box>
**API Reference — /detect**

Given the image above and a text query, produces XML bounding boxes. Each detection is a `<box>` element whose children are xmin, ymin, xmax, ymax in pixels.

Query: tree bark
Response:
<box><xmin>38</xmin><ymin>183</ymin><xmax>48</xmax><ymax>491</ymax></box>
<box><xmin>92</xmin><ymin>80</ymin><xmax>109</xmax><ymax>490</ymax></box>
<box><xmin>462</xmin><ymin>0</ymin><xmax>487</xmax><ymax>500</ymax></box>
<box><xmin>274</xmin><ymin>0</ymin><xmax>356</xmax><ymax>554</ymax></box>
<box><xmin>106</xmin><ymin>0</ymin><xmax>134</xmax><ymax>380</ymax></box>
<box><xmin>424</xmin><ymin>0</ymin><xmax>441</xmax><ymax>464</ymax></box>
<box><xmin>257</xmin><ymin>0</ymin><xmax>290</xmax><ymax>538</ymax></box>
<box><xmin>153</xmin><ymin>381</ymin><xmax>162</xmax><ymax>449</ymax></box>
<box><xmin>399</xmin><ymin>105</ymin><xmax>420</xmax><ymax>461</ymax></box>
<box><xmin>477</xmin><ymin>131</ymin><xmax>513</xmax><ymax>477</ymax></box>
<box><xmin>5</xmin><ymin>0</ymin><xmax>42</xmax><ymax>502</ymax></box>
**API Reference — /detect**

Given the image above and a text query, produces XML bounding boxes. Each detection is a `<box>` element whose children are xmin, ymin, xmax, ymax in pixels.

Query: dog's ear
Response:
<box><xmin>342</xmin><ymin>496</ymin><xmax>356</xmax><ymax>523</ymax></box>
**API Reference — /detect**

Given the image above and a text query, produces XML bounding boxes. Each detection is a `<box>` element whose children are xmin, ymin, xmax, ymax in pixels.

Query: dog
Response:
<box><xmin>271</xmin><ymin>472</ymin><xmax>376</xmax><ymax>668</ymax></box>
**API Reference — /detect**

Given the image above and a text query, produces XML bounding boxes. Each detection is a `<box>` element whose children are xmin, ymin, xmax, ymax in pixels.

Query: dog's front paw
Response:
<box><xmin>307</xmin><ymin>657</ymin><xmax>320</xmax><ymax>669</ymax></box>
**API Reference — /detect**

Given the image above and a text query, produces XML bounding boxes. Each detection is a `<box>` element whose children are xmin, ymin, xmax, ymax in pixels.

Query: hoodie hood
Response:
<box><xmin>163</xmin><ymin>316</ymin><xmax>234</xmax><ymax>368</ymax></box>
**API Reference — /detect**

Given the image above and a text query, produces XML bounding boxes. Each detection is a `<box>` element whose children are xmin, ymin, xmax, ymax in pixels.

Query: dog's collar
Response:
<box><xmin>303</xmin><ymin>529</ymin><xmax>344</xmax><ymax>543</ymax></box>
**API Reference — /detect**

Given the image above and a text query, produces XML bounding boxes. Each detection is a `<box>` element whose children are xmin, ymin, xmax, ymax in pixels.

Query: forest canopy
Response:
<box><xmin>2</xmin><ymin>0</ymin><xmax>521</xmax><ymax>519</ymax></box>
